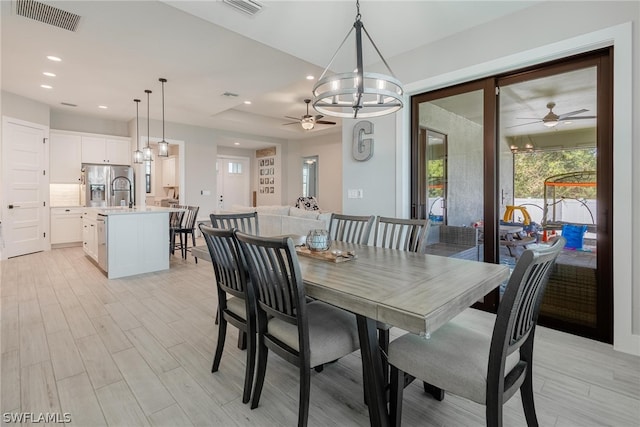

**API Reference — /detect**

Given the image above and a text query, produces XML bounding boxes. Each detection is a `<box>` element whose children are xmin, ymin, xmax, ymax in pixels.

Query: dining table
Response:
<box><xmin>297</xmin><ymin>240</ymin><xmax>509</xmax><ymax>427</ymax></box>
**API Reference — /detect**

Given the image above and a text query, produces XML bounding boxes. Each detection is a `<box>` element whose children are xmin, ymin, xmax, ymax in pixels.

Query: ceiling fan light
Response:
<box><xmin>301</xmin><ymin>117</ymin><xmax>314</xmax><ymax>130</ymax></box>
<box><xmin>543</xmin><ymin>120</ymin><xmax>558</xmax><ymax>127</ymax></box>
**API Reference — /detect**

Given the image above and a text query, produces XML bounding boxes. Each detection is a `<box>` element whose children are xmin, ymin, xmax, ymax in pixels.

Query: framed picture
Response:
<box><xmin>269</xmin><ymin>158</ymin><xmax>274</xmax><ymax>166</ymax></box>
<box><xmin>270</xmin><ymin>177</ymin><xmax>274</xmax><ymax>184</ymax></box>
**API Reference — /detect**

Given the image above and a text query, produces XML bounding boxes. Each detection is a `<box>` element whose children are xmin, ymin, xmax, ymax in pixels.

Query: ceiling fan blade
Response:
<box><xmin>562</xmin><ymin>115</ymin><xmax>596</xmax><ymax>120</ymax></box>
<box><xmin>558</xmin><ymin>109</ymin><xmax>588</xmax><ymax>120</ymax></box>
<box><xmin>316</xmin><ymin>120</ymin><xmax>336</xmax><ymax>125</ymax></box>
<box><xmin>284</xmin><ymin>116</ymin><xmax>301</xmax><ymax>121</ymax></box>
<box><xmin>314</xmin><ymin>114</ymin><xmax>324</xmax><ymax>121</ymax></box>
<box><xmin>506</xmin><ymin>120</ymin><xmax>541</xmax><ymax>129</ymax></box>
<box><xmin>282</xmin><ymin>122</ymin><xmax>299</xmax><ymax>126</ymax></box>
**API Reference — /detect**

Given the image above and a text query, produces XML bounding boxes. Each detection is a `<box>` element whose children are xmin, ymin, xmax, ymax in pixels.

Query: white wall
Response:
<box><xmin>342</xmin><ymin>114</ymin><xmax>398</xmax><ymax>217</ymax></box>
<box><xmin>1</xmin><ymin>91</ymin><xmax>50</xmax><ymax>125</ymax></box>
<box><xmin>285</xmin><ymin>132</ymin><xmax>343</xmax><ymax>213</ymax></box>
<box><xmin>341</xmin><ymin>1</ymin><xmax>639</xmax><ymax>354</ymax></box>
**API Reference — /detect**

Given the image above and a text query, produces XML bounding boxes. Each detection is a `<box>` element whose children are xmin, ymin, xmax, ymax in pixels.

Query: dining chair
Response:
<box><xmin>210</xmin><ymin>211</ymin><xmax>259</xmax><ymax>235</ymax></box>
<box><xmin>199</xmin><ymin>225</ymin><xmax>256</xmax><ymax>404</ymax></box>
<box><xmin>388</xmin><ymin>237</ymin><xmax>566</xmax><ymax>427</ymax></box>
<box><xmin>374</xmin><ymin>216</ymin><xmax>431</xmax><ymax>254</ymax></box>
<box><xmin>372</xmin><ymin>216</ymin><xmax>431</xmax><ymax>380</ymax></box>
<box><xmin>173</xmin><ymin>205</ymin><xmax>199</xmax><ymax>259</ymax></box>
<box><xmin>328</xmin><ymin>213</ymin><xmax>375</xmax><ymax>245</ymax></box>
<box><xmin>234</xmin><ymin>231</ymin><xmax>361</xmax><ymax>427</ymax></box>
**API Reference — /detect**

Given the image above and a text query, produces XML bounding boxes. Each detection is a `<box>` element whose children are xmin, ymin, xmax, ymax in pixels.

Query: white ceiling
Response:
<box><xmin>1</xmin><ymin>0</ymin><xmax>596</xmax><ymax>148</ymax></box>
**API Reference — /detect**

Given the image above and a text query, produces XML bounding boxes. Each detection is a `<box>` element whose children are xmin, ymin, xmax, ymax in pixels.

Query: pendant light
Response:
<box><xmin>143</xmin><ymin>89</ymin><xmax>153</xmax><ymax>162</ymax></box>
<box><xmin>157</xmin><ymin>78</ymin><xmax>169</xmax><ymax>157</ymax></box>
<box><xmin>133</xmin><ymin>99</ymin><xmax>143</xmax><ymax>164</ymax></box>
<box><xmin>312</xmin><ymin>0</ymin><xmax>403</xmax><ymax>119</ymax></box>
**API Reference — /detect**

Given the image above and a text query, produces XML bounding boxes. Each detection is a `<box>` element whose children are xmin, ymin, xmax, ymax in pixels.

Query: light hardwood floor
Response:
<box><xmin>1</xmin><ymin>245</ymin><xmax>639</xmax><ymax>426</ymax></box>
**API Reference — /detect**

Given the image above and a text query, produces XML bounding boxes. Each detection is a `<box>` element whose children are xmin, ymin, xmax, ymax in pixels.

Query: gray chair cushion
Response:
<box><xmin>225</xmin><ymin>296</ymin><xmax>246</xmax><ymax>320</ymax></box>
<box><xmin>267</xmin><ymin>301</ymin><xmax>360</xmax><ymax>367</ymax></box>
<box><xmin>388</xmin><ymin>310</ymin><xmax>519</xmax><ymax>404</ymax></box>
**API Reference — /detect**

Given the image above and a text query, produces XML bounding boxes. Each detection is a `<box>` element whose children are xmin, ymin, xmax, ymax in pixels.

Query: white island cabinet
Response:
<box><xmin>94</xmin><ymin>207</ymin><xmax>174</xmax><ymax>279</ymax></box>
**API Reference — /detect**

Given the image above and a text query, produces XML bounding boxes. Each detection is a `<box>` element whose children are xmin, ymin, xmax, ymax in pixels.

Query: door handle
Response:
<box><xmin>8</xmin><ymin>204</ymin><xmax>20</xmax><ymax>209</ymax></box>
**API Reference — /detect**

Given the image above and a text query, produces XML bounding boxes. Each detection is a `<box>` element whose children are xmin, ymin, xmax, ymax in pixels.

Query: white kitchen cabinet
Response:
<box><xmin>162</xmin><ymin>156</ymin><xmax>177</xmax><ymax>187</ymax></box>
<box><xmin>81</xmin><ymin>136</ymin><xmax>131</xmax><ymax>165</ymax></box>
<box><xmin>51</xmin><ymin>208</ymin><xmax>83</xmax><ymax>245</ymax></box>
<box><xmin>82</xmin><ymin>211</ymin><xmax>98</xmax><ymax>261</ymax></box>
<box><xmin>50</xmin><ymin>133</ymin><xmax>82</xmax><ymax>183</ymax></box>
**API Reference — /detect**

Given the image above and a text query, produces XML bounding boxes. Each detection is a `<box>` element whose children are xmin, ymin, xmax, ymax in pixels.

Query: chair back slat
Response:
<box><xmin>374</xmin><ymin>216</ymin><xmax>431</xmax><ymax>253</ymax></box>
<box><xmin>199</xmin><ymin>225</ymin><xmax>247</xmax><ymax>300</ymax></box>
<box><xmin>328</xmin><ymin>213</ymin><xmax>375</xmax><ymax>245</ymax></box>
<box><xmin>235</xmin><ymin>232</ymin><xmax>304</xmax><ymax>326</ymax></box>
<box><xmin>169</xmin><ymin>210</ymin><xmax>184</xmax><ymax>228</ymax></box>
<box><xmin>210</xmin><ymin>212</ymin><xmax>259</xmax><ymax>235</ymax></box>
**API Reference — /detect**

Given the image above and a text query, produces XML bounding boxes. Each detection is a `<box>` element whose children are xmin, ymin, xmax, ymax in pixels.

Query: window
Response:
<box><xmin>228</xmin><ymin>162</ymin><xmax>243</xmax><ymax>174</ymax></box>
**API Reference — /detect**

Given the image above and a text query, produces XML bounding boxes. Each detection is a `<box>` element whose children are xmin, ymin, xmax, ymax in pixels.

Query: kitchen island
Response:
<box><xmin>84</xmin><ymin>206</ymin><xmax>177</xmax><ymax>279</ymax></box>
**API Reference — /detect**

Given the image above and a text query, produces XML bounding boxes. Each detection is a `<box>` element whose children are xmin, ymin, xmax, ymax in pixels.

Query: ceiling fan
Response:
<box><xmin>283</xmin><ymin>99</ymin><xmax>336</xmax><ymax>130</ymax></box>
<box><xmin>511</xmin><ymin>102</ymin><xmax>596</xmax><ymax>128</ymax></box>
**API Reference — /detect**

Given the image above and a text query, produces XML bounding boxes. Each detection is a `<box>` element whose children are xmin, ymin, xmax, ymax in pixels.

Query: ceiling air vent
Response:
<box><xmin>15</xmin><ymin>0</ymin><xmax>81</xmax><ymax>32</ymax></box>
<box><xmin>222</xmin><ymin>0</ymin><xmax>263</xmax><ymax>16</ymax></box>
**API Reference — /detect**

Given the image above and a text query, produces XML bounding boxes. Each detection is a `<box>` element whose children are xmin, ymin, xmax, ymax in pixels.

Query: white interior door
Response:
<box><xmin>1</xmin><ymin>117</ymin><xmax>49</xmax><ymax>259</ymax></box>
<box><xmin>216</xmin><ymin>156</ymin><xmax>250</xmax><ymax>210</ymax></box>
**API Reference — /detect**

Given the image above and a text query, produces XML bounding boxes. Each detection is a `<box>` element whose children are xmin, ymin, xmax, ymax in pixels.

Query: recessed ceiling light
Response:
<box><xmin>40</xmin><ymin>84</ymin><xmax>53</xmax><ymax>89</ymax></box>
<box><xmin>43</xmin><ymin>72</ymin><xmax>56</xmax><ymax>77</ymax></box>
<box><xmin>47</xmin><ymin>55</ymin><xmax>62</xmax><ymax>62</ymax></box>
<box><xmin>98</xmin><ymin>105</ymin><xmax>108</xmax><ymax>109</ymax></box>
<box><xmin>234</xmin><ymin>142</ymin><xmax>240</xmax><ymax>146</ymax></box>
<box><xmin>306</xmin><ymin>75</ymin><xmax>314</xmax><ymax>80</ymax></box>
<box><xmin>243</xmin><ymin>100</ymin><xmax>252</xmax><ymax>105</ymax></box>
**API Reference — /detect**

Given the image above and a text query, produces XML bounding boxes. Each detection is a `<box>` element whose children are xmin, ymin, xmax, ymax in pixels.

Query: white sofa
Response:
<box><xmin>228</xmin><ymin>204</ymin><xmax>331</xmax><ymax>237</ymax></box>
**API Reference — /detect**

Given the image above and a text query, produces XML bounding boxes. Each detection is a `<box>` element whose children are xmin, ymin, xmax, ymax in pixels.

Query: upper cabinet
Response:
<box><xmin>81</xmin><ymin>136</ymin><xmax>131</xmax><ymax>165</ymax></box>
<box><xmin>50</xmin><ymin>132</ymin><xmax>82</xmax><ymax>183</ymax></box>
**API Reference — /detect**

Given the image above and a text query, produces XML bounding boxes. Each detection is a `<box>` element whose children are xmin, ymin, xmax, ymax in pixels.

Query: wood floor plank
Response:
<box><xmin>75</xmin><ymin>334</ymin><xmax>123</xmax><ymax>390</ymax></box>
<box><xmin>19</xmin><ymin>322</ymin><xmax>50</xmax><ymax>368</ymax></box>
<box><xmin>57</xmin><ymin>373</ymin><xmax>107</xmax><ymax>427</ymax></box>
<box><xmin>1</xmin><ymin>295</ymin><xmax>19</xmax><ymax>353</ymax></box>
<box><xmin>90</xmin><ymin>315</ymin><xmax>132</xmax><ymax>354</ymax></box>
<box><xmin>135</xmin><ymin>311</ymin><xmax>185</xmax><ymax>348</ymax></box>
<box><xmin>47</xmin><ymin>329</ymin><xmax>85</xmax><ymax>381</ymax></box>
<box><xmin>18</xmin><ymin>298</ymin><xmax>43</xmax><ymax>328</ymax></box>
<box><xmin>1</xmin><ymin>350</ymin><xmax>20</xmax><ymax>411</ymax></box>
<box><xmin>40</xmin><ymin>303</ymin><xmax>70</xmax><ymax>335</ymax></box>
<box><xmin>147</xmin><ymin>404</ymin><xmax>194</xmax><ymax>427</ymax></box>
<box><xmin>77</xmin><ymin>293</ymin><xmax>109</xmax><ymax>318</ymax></box>
<box><xmin>36</xmin><ymin>286</ymin><xmax>59</xmax><ymax>307</ymax></box>
<box><xmin>104</xmin><ymin>301</ymin><xmax>141</xmax><ymax>331</ymax></box>
<box><xmin>124</xmin><ymin>327</ymin><xmax>180</xmax><ymax>375</ymax></box>
<box><xmin>159</xmin><ymin>367</ymin><xmax>236</xmax><ymax>426</ymax></box>
<box><xmin>95</xmin><ymin>380</ymin><xmax>151</xmax><ymax>427</ymax></box>
<box><xmin>20</xmin><ymin>361</ymin><xmax>62</xmax><ymax>421</ymax></box>
<box><xmin>111</xmin><ymin>347</ymin><xmax>175</xmax><ymax>415</ymax></box>
<box><xmin>60</xmin><ymin>302</ymin><xmax>97</xmax><ymax>339</ymax></box>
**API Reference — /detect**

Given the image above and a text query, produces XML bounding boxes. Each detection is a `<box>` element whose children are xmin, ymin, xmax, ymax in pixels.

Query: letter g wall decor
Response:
<box><xmin>352</xmin><ymin>121</ymin><xmax>374</xmax><ymax>161</ymax></box>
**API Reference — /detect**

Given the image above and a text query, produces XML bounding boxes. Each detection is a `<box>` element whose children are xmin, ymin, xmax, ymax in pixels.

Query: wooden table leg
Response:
<box><xmin>357</xmin><ymin>315</ymin><xmax>390</xmax><ymax>427</ymax></box>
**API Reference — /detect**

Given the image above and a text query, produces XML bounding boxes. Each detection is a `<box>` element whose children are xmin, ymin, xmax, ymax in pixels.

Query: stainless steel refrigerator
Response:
<box><xmin>81</xmin><ymin>164</ymin><xmax>135</xmax><ymax>207</ymax></box>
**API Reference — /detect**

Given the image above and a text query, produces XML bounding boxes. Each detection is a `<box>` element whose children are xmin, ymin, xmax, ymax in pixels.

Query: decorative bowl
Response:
<box><xmin>306</xmin><ymin>229</ymin><xmax>331</xmax><ymax>252</ymax></box>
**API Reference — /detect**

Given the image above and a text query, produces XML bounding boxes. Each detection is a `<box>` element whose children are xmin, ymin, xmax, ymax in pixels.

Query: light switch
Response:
<box><xmin>357</xmin><ymin>189</ymin><xmax>364</xmax><ymax>198</ymax></box>
<box><xmin>347</xmin><ymin>189</ymin><xmax>358</xmax><ymax>199</ymax></box>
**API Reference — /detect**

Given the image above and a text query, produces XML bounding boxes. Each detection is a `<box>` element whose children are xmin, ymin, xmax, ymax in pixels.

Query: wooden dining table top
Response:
<box><xmin>298</xmin><ymin>241</ymin><xmax>509</xmax><ymax>337</ymax></box>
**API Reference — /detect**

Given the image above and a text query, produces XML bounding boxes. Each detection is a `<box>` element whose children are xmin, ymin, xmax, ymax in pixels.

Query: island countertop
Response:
<box><xmin>93</xmin><ymin>206</ymin><xmax>180</xmax><ymax>216</ymax></box>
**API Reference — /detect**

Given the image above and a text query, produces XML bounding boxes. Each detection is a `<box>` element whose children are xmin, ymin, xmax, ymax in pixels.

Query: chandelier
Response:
<box><xmin>312</xmin><ymin>0</ymin><xmax>403</xmax><ymax>119</ymax></box>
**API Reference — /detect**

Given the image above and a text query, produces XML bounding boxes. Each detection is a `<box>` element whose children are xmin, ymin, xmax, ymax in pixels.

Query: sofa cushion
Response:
<box><xmin>256</xmin><ymin>205</ymin><xmax>291</xmax><ymax>216</ymax></box>
<box><xmin>317</xmin><ymin>212</ymin><xmax>332</xmax><ymax>229</ymax></box>
<box><xmin>281</xmin><ymin>216</ymin><xmax>326</xmax><ymax>236</ymax></box>
<box><xmin>257</xmin><ymin>214</ymin><xmax>284</xmax><ymax>237</ymax></box>
<box><xmin>289</xmin><ymin>207</ymin><xmax>320</xmax><ymax>220</ymax></box>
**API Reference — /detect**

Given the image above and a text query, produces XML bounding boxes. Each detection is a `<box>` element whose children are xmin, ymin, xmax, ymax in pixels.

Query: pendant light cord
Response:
<box><xmin>145</xmin><ymin>90</ymin><xmax>152</xmax><ymax>149</ymax></box>
<box><xmin>161</xmin><ymin>79</ymin><xmax>165</xmax><ymax>140</ymax></box>
<box><xmin>135</xmin><ymin>99</ymin><xmax>140</xmax><ymax>150</ymax></box>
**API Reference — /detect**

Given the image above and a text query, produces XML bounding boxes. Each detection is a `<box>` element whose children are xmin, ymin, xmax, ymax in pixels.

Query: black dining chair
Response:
<box><xmin>173</xmin><ymin>205</ymin><xmax>199</xmax><ymax>259</ymax></box>
<box><xmin>210</xmin><ymin>211</ymin><xmax>259</xmax><ymax>235</ymax></box>
<box><xmin>388</xmin><ymin>237</ymin><xmax>566</xmax><ymax>427</ymax></box>
<box><xmin>234</xmin><ymin>231</ymin><xmax>361</xmax><ymax>427</ymax></box>
<box><xmin>199</xmin><ymin>225</ymin><xmax>256</xmax><ymax>404</ymax></box>
<box><xmin>169</xmin><ymin>209</ymin><xmax>185</xmax><ymax>256</ymax></box>
<box><xmin>374</xmin><ymin>216</ymin><xmax>431</xmax><ymax>254</ymax></box>
<box><xmin>328</xmin><ymin>213</ymin><xmax>375</xmax><ymax>245</ymax></box>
